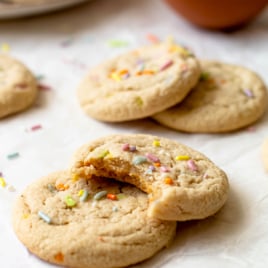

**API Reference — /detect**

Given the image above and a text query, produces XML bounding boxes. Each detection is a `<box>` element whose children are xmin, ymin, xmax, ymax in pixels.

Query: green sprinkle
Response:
<box><xmin>80</xmin><ymin>189</ymin><xmax>89</xmax><ymax>202</ymax></box>
<box><xmin>132</xmin><ymin>156</ymin><xmax>147</xmax><ymax>165</ymax></box>
<box><xmin>117</xmin><ymin>193</ymin><xmax>126</xmax><ymax>200</ymax></box>
<box><xmin>107</xmin><ymin>40</ymin><xmax>129</xmax><ymax>48</ymax></box>
<box><xmin>7</xmin><ymin>152</ymin><xmax>19</xmax><ymax>160</ymax></box>
<box><xmin>93</xmin><ymin>190</ymin><xmax>108</xmax><ymax>201</ymax></box>
<box><xmin>65</xmin><ymin>196</ymin><xmax>76</xmax><ymax>207</ymax></box>
<box><xmin>199</xmin><ymin>72</ymin><xmax>210</xmax><ymax>81</ymax></box>
<box><xmin>98</xmin><ymin>150</ymin><xmax>110</xmax><ymax>159</ymax></box>
<box><xmin>38</xmin><ymin>211</ymin><xmax>51</xmax><ymax>224</ymax></box>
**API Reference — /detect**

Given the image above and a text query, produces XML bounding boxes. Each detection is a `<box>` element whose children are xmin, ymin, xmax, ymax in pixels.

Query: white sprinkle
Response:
<box><xmin>93</xmin><ymin>190</ymin><xmax>107</xmax><ymax>200</ymax></box>
<box><xmin>38</xmin><ymin>211</ymin><xmax>51</xmax><ymax>224</ymax></box>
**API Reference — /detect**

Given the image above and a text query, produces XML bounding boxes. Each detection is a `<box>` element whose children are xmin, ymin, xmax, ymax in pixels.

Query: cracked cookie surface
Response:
<box><xmin>71</xmin><ymin>134</ymin><xmax>229</xmax><ymax>221</ymax></box>
<box><xmin>152</xmin><ymin>61</ymin><xmax>268</xmax><ymax>133</ymax></box>
<box><xmin>77</xmin><ymin>41</ymin><xmax>200</xmax><ymax>122</ymax></box>
<box><xmin>12</xmin><ymin>171</ymin><xmax>176</xmax><ymax>268</ymax></box>
<box><xmin>0</xmin><ymin>54</ymin><xmax>37</xmax><ymax>118</ymax></box>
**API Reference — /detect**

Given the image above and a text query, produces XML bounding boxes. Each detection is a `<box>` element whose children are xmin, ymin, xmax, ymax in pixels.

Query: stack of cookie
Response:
<box><xmin>77</xmin><ymin>41</ymin><xmax>268</xmax><ymax>133</ymax></box>
<box><xmin>13</xmin><ymin>134</ymin><xmax>229</xmax><ymax>268</ymax></box>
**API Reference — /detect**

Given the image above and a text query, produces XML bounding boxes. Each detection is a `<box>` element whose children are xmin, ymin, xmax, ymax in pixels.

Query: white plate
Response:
<box><xmin>0</xmin><ymin>0</ymin><xmax>89</xmax><ymax>19</ymax></box>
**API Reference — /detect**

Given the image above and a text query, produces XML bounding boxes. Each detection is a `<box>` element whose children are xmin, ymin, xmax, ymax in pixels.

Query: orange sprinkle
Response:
<box><xmin>56</xmin><ymin>183</ymin><xmax>69</xmax><ymax>191</ymax></box>
<box><xmin>154</xmin><ymin>162</ymin><xmax>161</xmax><ymax>167</ymax></box>
<box><xmin>136</xmin><ymin>70</ymin><xmax>155</xmax><ymax>76</ymax></box>
<box><xmin>164</xmin><ymin>178</ymin><xmax>174</xmax><ymax>185</ymax></box>
<box><xmin>54</xmin><ymin>252</ymin><xmax>64</xmax><ymax>262</ymax></box>
<box><xmin>107</xmin><ymin>193</ymin><xmax>118</xmax><ymax>201</ymax></box>
<box><xmin>146</xmin><ymin>33</ymin><xmax>160</xmax><ymax>44</ymax></box>
<box><xmin>220</xmin><ymin>79</ymin><xmax>226</xmax><ymax>84</ymax></box>
<box><xmin>118</xmin><ymin>69</ymin><xmax>129</xmax><ymax>75</ymax></box>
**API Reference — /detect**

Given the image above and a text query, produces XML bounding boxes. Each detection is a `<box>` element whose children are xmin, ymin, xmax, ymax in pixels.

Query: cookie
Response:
<box><xmin>71</xmin><ymin>134</ymin><xmax>229</xmax><ymax>221</ymax></box>
<box><xmin>12</xmin><ymin>171</ymin><xmax>176</xmax><ymax>268</ymax></box>
<box><xmin>152</xmin><ymin>61</ymin><xmax>268</xmax><ymax>133</ymax></box>
<box><xmin>0</xmin><ymin>54</ymin><xmax>38</xmax><ymax>119</ymax></box>
<box><xmin>262</xmin><ymin>138</ymin><xmax>268</xmax><ymax>171</ymax></box>
<box><xmin>77</xmin><ymin>41</ymin><xmax>201</xmax><ymax>122</ymax></box>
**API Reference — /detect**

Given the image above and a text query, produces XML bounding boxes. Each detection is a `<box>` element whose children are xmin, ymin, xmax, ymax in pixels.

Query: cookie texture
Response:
<box><xmin>77</xmin><ymin>42</ymin><xmax>201</xmax><ymax>122</ymax></box>
<box><xmin>71</xmin><ymin>134</ymin><xmax>229</xmax><ymax>221</ymax></box>
<box><xmin>262</xmin><ymin>138</ymin><xmax>268</xmax><ymax>171</ymax></box>
<box><xmin>0</xmin><ymin>54</ymin><xmax>37</xmax><ymax>118</ymax></box>
<box><xmin>13</xmin><ymin>171</ymin><xmax>176</xmax><ymax>268</ymax></box>
<box><xmin>152</xmin><ymin>61</ymin><xmax>268</xmax><ymax>133</ymax></box>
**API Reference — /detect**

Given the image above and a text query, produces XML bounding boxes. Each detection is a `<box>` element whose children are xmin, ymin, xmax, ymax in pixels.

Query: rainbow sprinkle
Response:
<box><xmin>164</xmin><ymin>177</ymin><xmax>173</xmax><ymax>185</ymax></box>
<box><xmin>0</xmin><ymin>177</ymin><xmax>6</xmax><ymax>187</ymax></box>
<box><xmin>98</xmin><ymin>150</ymin><xmax>110</xmax><ymax>159</ymax></box>
<box><xmin>244</xmin><ymin>89</ymin><xmax>254</xmax><ymax>98</ymax></box>
<box><xmin>65</xmin><ymin>196</ymin><xmax>76</xmax><ymax>207</ymax></box>
<box><xmin>132</xmin><ymin>156</ymin><xmax>147</xmax><ymax>165</ymax></box>
<box><xmin>38</xmin><ymin>211</ymin><xmax>51</xmax><ymax>224</ymax></box>
<box><xmin>187</xmin><ymin>159</ymin><xmax>198</xmax><ymax>171</ymax></box>
<box><xmin>80</xmin><ymin>190</ymin><xmax>89</xmax><ymax>202</ymax></box>
<box><xmin>153</xmin><ymin>140</ymin><xmax>160</xmax><ymax>147</ymax></box>
<box><xmin>93</xmin><ymin>190</ymin><xmax>108</xmax><ymax>201</ymax></box>
<box><xmin>7</xmin><ymin>152</ymin><xmax>19</xmax><ymax>160</ymax></box>
<box><xmin>160</xmin><ymin>60</ymin><xmax>173</xmax><ymax>71</ymax></box>
<box><xmin>135</xmin><ymin>97</ymin><xmax>143</xmax><ymax>107</ymax></box>
<box><xmin>145</xmin><ymin>153</ymin><xmax>160</xmax><ymax>163</ymax></box>
<box><xmin>30</xmin><ymin>124</ymin><xmax>42</xmax><ymax>131</ymax></box>
<box><xmin>107</xmin><ymin>193</ymin><xmax>118</xmax><ymax>201</ymax></box>
<box><xmin>175</xmin><ymin>155</ymin><xmax>190</xmax><ymax>161</ymax></box>
<box><xmin>54</xmin><ymin>252</ymin><xmax>64</xmax><ymax>262</ymax></box>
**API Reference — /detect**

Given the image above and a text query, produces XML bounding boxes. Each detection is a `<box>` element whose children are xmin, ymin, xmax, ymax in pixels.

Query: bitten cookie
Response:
<box><xmin>71</xmin><ymin>134</ymin><xmax>229</xmax><ymax>221</ymax></box>
<box><xmin>77</xmin><ymin>41</ymin><xmax>200</xmax><ymax>122</ymax></box>
<box><xmin>0</xmin><ymin>54</ymin><xmax>37</xmax><ymax>119</ymax></box>
<box><xmin>262</xmin><ymin>138</ymin><xmax>268</xmax><ymax>171</ymax></box>
<box><xmin>152</xmin><ymin>61</ymin><xmax>268</xmax><ymax>133</ymax></box>
<box><xmin>13</xmin><ymin>171</ymin><xmax>176</xmax><ymax>268</ymax></box>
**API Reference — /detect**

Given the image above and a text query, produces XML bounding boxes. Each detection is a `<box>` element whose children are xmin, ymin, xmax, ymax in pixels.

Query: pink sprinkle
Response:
<box><xmin>160</xmin><ymin>60</ymin><xmax>173</xmax><ymax>71</ymax></box>
<box><xmin>145</xmin><ymin>153</ymin><xmax>160</xmax><ymax>163</ymax></box>
<box><xmin>187</xmin><ymin>159</ymin><xmax>198</xmax><ymax>171</ymax></box>
<box><xmin>31</xmin><ymin>124</ymin><xmax>42</xmax><ymax>131</ymax></box>
<box><xmin>122</xmin><ymin>144</ymin><xmax>130</xmax><ymax>151</ymax></box>
<box><xmin>244</xmin><ymin>89</ymin><xmax>254</xmax><ymax>98</ymax></box>
<box><xmin>38</xmin><ymin>84</ymin><xmax>51</xmax><ymax>91</ymax></box>
<box><xmin>160</xmin><ymin>166</ymin><xmax>169</xmax><ymax>173</ymax></box>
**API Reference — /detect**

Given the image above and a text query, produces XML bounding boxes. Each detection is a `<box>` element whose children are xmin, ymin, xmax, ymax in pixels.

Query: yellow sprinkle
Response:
<box><xmin>99</xmin><ymin>150</ymin><xmax>110</xmax><ymax>158</ymax></box>
<box><xmin>106</xmin><ymin>152</ymin><xmax>113</xmax><ymax>158</ymax></box>
<box><xmin>22</xmin><ymin>214</ymin><xmax>29</xmax><ymax>219</ymax></box>
<box><xmin>1</xmin><ymin>43</ymin><xmax>10</xmax><ymax>52</ymax></box>
<box><xmin>169</xmin><ymin>45</ymin><xmax>190</xmax><ymax>56</ymax></box>
<box><xmin>153</xmin><ymin>140</ymin><xmax>160</xmax><ymax>147</ymax></box>
<box><xmin>135</xmin><ymin>97</ymin><xmax>143</xmax><ymax>107</ymax></box>
<box><xmin>175</xmin><ymin>155</ymin><xmax>190</xmax><ymax>161</ymax></box>
<box><xmin>78</xmin><ymin>189</ymin><xmax>84</xmax><ymax>197</ymax></box>
<box><xmin>72</xmin><ymin>174</ymin><xmax>79</xmax><ymax>182</ymax></box>
<box><xmin>0</xmin><ymin>177</ymin><xmax>6</xmax><ymax>187</ymax></box>
<box><xmin>110</xmin><ymin>72</ymin><xmax>121</xmax><ymax>81</ymax></box>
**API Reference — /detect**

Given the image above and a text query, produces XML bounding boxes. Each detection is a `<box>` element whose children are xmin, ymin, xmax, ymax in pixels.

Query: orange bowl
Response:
<box><xmin>165</xmin><ymin>0</ymin><xmax>268</xmax><ymax>30</ymax></box>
